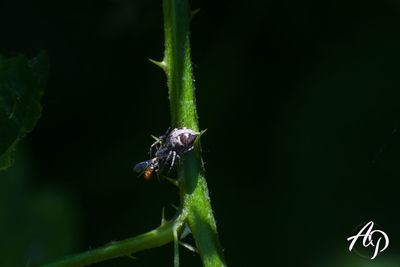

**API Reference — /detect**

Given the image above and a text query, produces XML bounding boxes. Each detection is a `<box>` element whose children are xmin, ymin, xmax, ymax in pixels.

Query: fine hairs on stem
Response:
<box><xmin>41</xmin><ymin>1</ymin><xmax>226</xmax><ymax>266</ymax></box>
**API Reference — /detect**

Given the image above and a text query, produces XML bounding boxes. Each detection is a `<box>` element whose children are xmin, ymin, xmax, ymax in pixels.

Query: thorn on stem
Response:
<box><xmin>148</xmin><ymin>58</ymin><xmax>167</xmax><ymax>71</ymax></box>
<box><xmin>164</xmin><ymin>176</ymin><xmax>180</xmax><ymax>187</ymax></box>
<box><xmin>179</xmin><ymin>224</ymin><xmax>191</xmax><ymax>239</ymax></box>
<box><xmin>126</xmin><ymin>254</ymin><xmax>136</xmax><ymax>260</ymax></box>
<box><xmin>161</xmin><ymin>207</ymin><xmax>166</xmax><ymax>225</ymax></box>
<box><xmin>191</xmin><ymin>8</ymin><xmax>200</xmax><ymax>17</ymax></box>
<box><xmin>179</xmin><ymin>241</ymin><xmax>198</xmax><ymax>253</ymax></box>
<box><xmin>193</xmin><ymin>129</ymin><xmax>207</xmax><ymax>148</ymax></box>
<box><xmin>170</xmin><ymin>203</ymin><xmax>179</xmax><ymax>211</ymax></box>
<box><xmin>151</xmin><ymin>135</ymin><xmax>160</xmax><ymax>142</ymax></box>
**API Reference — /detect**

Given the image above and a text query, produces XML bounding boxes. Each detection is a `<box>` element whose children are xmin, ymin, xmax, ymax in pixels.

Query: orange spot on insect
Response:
<box><xmin>144</xmin><ymin>168</ymin><xmax>153</xmax><ymax>180</ymax></box>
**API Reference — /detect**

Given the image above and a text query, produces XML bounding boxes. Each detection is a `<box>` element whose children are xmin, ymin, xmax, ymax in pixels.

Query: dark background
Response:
<box><xmin>1</xmin><ymin>0</ymin><xmax>400</xmax><ymax>266</ymax></box>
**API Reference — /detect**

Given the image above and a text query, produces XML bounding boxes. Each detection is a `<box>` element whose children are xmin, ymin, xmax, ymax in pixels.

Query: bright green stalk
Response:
<box><xmin>162</xmin><ymin>0</ymin><xmax>198</xmax><ymax>129</ymax></box>
<box><xmin>41</xmin><ymin>213</ymin><xmax>187</xmax><ymax>267</ymax></box>
<box><xmin>41</xmin><ymin>0</ymin><xmax>225</xmax><ymax>266</ymax></box>
<box><xmin>161</xmin><ymin>0</ymin><xmax>226</xmax><ymax>265</ymax></box>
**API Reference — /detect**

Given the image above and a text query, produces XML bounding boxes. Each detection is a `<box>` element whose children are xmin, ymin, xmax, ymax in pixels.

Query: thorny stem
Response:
<box><xmin>162</xmin><ymin>0</ymin><xmax>226</xmax><ymax>266</ymax></box>
<box><xmin>40</xmin><ymin>0</ymin><xmax>226</xmax><ymax>266</ymax></box>
<box><xmin>41</xmin><ymin>212</ymin><xmax>187</xmax><ymax>267</ymax></box>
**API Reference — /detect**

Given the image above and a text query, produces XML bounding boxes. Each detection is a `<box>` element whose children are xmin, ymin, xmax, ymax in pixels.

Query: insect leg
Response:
<box><xmin>185</xmin><ymin>146</ymin><xmax>195</xmax><ymax>153</ymax></box>
<box><xmin>149</xmin><ymin>138</ymin><xmax>161</xmax><ymax>157</ymax></box>
<box><xmin>168</xmin><ymin>151</ymin><xmax>177</xmax><ymax>174</ymax></box>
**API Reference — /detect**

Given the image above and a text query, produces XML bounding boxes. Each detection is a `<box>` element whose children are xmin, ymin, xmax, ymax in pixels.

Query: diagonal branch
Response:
<box><xmin>41</xmin><ymin>212</ymin><xmax>187</xmax><ymax>267</ymax></box>
<box><xmin>41</xmin><ymin>1</ymin><xmax>226</xmax><ymax>266</ymax></box>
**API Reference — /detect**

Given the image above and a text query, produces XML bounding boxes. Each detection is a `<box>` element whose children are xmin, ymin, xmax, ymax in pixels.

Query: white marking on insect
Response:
<box><xmin>134</xmin><ymin>127</ymin><xmax>200</xmax><ymax>179</ymax></box>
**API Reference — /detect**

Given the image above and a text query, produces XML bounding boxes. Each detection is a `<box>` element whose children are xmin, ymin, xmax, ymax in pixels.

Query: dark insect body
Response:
<box><xmin>134</xmin><ymin>127</ymin><xmax>200</xmax><ymax>179</ymax></box>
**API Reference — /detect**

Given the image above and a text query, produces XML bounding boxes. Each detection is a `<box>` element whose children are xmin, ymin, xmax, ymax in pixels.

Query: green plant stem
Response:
<box><xmin>40</xmin><ymin>0</ymin><xmax>226</xmax><ymax>266</ymax></box>
<box><xmin>163</xmin><ymin>0</ymin><xmax>198</xmax><ymax>128</ymax></box>
<box><xmin>41</xmin><ymin>213</ymin><xmax>187</xmax><ymax>267</ymax></box>
<box><xmin>162</xmin><ymin>0</ymin><xmax>226</xmax><ymax>266</ymax></box>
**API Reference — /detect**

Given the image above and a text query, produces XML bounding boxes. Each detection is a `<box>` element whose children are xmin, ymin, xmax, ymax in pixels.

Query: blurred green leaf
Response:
<box><xmin>0</xmin><ymin>51</ymin><xmax>49</xmax><ymax>170</ymax></box>
<box><xmin>0</xmin><ymin>146</ymin><xmax>79</xmax><ymax>266</ymax></box>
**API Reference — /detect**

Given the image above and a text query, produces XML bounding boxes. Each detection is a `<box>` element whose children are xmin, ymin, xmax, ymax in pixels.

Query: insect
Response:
<box><xmin>152</xmin><ymin>127</ymin><xmax>200</xmax><ymax>173</ymax></box>
<box><xmin>134</xmin><ymin>127</ymin><xmax>200</xmax><ymax>179</ymax></box>
<box><xmin>133</xmin><ymin>158</ymin><xmax>158</xmax><ymax>180</ymax></box>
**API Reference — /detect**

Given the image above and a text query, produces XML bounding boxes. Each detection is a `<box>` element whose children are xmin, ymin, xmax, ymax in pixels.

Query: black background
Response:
<box><xmin>1</xmin><ymin>0</ymin><xmax>400</xmax><ymax>266</ymax></box>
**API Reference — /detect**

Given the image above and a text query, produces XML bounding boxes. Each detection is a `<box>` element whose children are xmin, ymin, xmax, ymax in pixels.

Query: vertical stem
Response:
<box><xmin>173</xmin><ymin>228</ymin><xmax>179</xmax><ymax>267</ymax></box>
<box><xmin>163</xmin><ymin>0</ymin><xmax>198</xmax><ymax>130</ymax></box>
<box><xmin>162</xmin><ymin>0</ymin><xmax>227</xmax><ymax>266</ymax></box>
